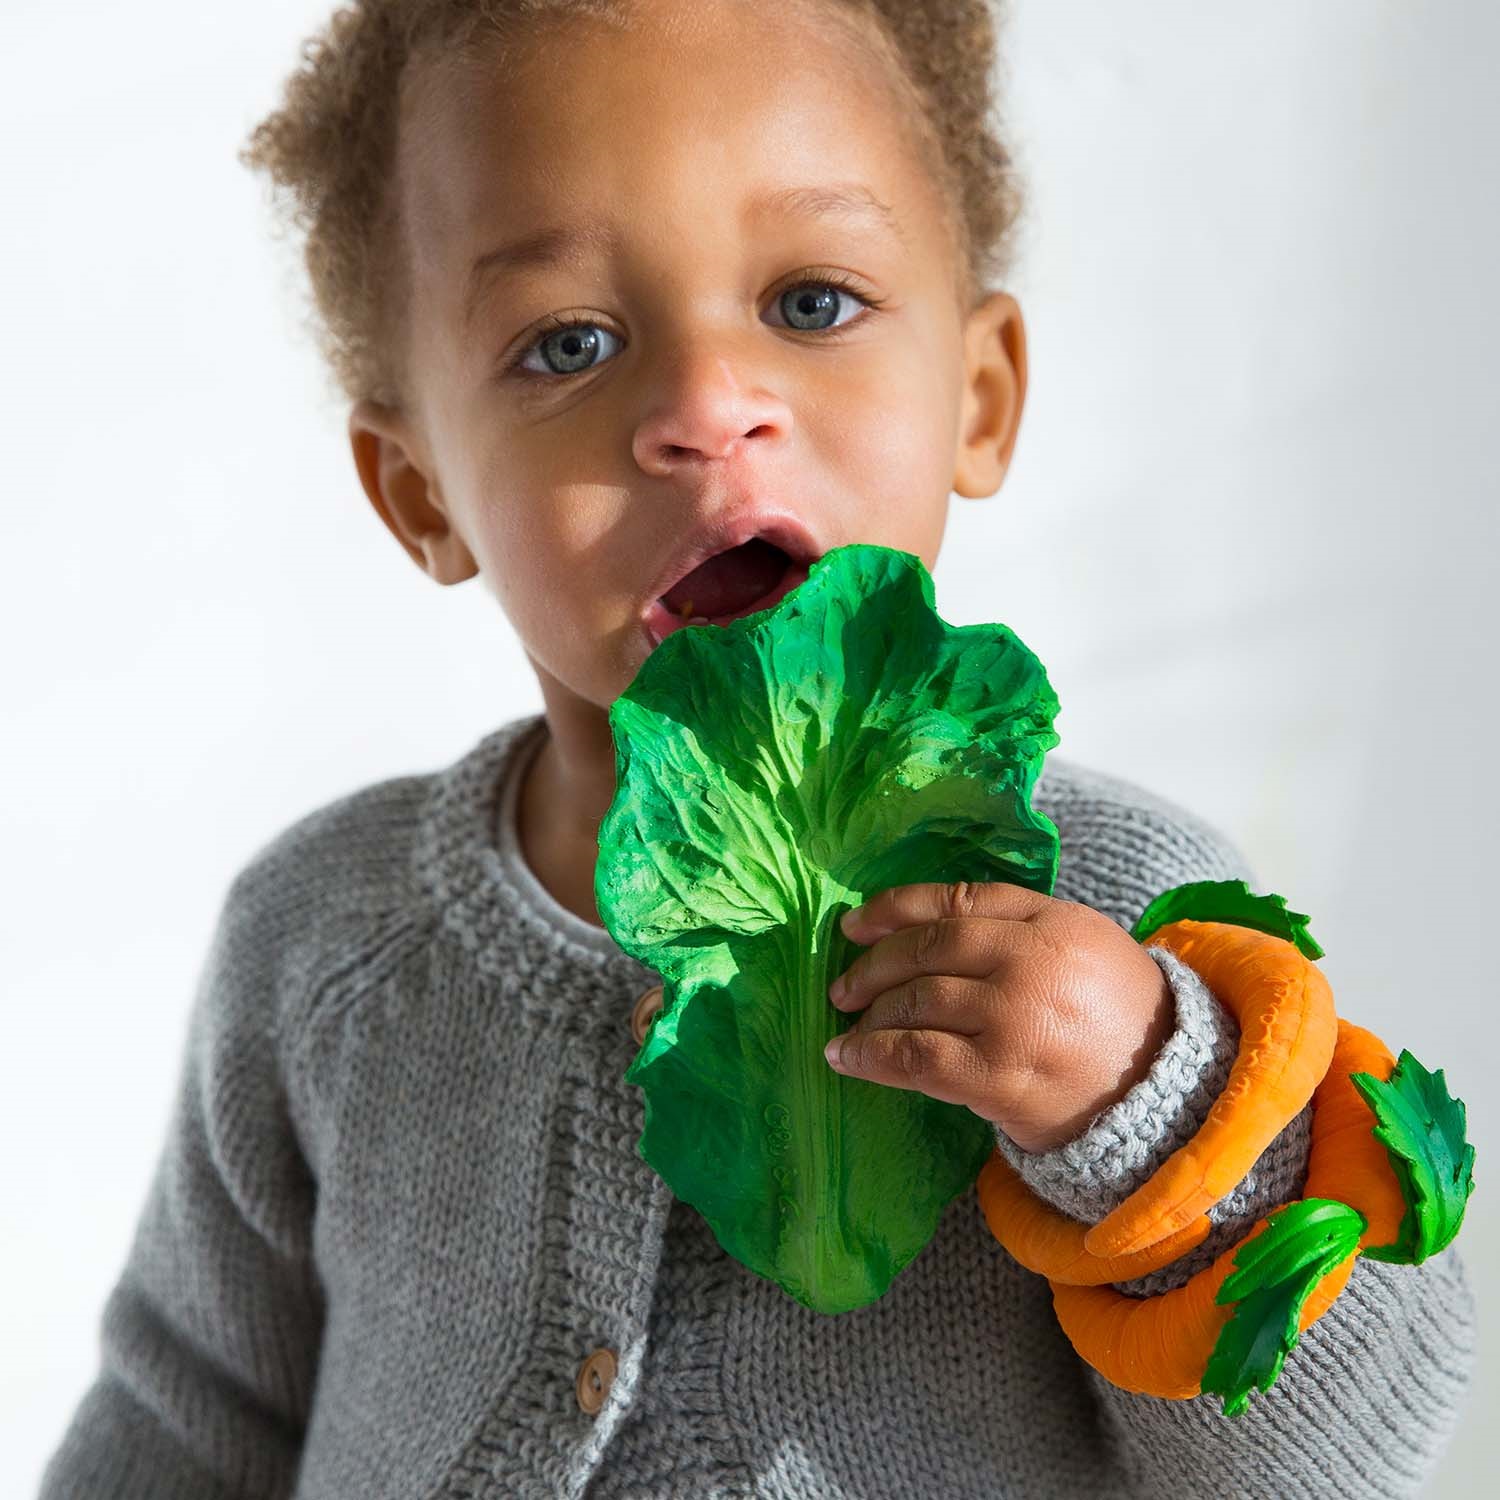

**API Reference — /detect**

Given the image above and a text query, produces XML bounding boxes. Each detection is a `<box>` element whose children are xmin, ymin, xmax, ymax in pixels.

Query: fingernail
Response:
<box><xmin>827</xmin><ymin>973</ymin><xmax>847</xmax><ymax>1005</ymax></box>
<box><xmin>840</xmin><ymin>906</ymin><xmax>863</xmax><ymax>935</ymax></box>
<box><xmin>824</xmin><ymin>1036</ymin><xmax>845</xmax><ymax>1068</ymax></box>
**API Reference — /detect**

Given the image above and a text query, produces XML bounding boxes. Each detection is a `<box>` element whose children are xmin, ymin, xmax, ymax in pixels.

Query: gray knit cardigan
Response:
<box><xmin>39</xmin><ymin>713</ymin><xmax>1478</xmax><ymax>1498</ymax></box>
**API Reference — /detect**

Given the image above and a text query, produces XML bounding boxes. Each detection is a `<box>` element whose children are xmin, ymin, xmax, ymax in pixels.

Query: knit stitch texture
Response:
<box><xmin>38</xmin><ymin>714</ymin><xmax>1478</xmax><ymax>1498</ymax></box>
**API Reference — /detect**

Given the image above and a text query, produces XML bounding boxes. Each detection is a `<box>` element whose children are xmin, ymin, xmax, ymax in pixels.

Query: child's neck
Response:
<box><xmin>514</xmin><ymin>673</ymin><xmax>618</xmax><ymax>931</ymax></box>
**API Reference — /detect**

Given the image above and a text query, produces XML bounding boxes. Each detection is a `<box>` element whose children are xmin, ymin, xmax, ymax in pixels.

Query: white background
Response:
<box><xmin>4</xmin><ymin>0</ymin><xmax>1494</xmax><ymax>1492</ymax></box>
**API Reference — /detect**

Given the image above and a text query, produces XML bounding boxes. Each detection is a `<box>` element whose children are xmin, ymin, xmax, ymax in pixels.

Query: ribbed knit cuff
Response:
<box><xmin>992</xmin><ymin>944</ymin><xmax>1313</xmax><ymax>1295</ymax></box>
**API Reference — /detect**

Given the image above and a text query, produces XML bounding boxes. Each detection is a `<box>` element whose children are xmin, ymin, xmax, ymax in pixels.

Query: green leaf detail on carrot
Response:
<box><xmin>1201</xmin><ymin>1198</ymin><xmax>1366</xmax><ymax>1418</ymax></box>
<box><xmin>1350</xmin><ymin>1049</ymin><xmax>1477</xmax><ymax>1264</ymax></box>
<box><xmin>1130</xmin><ymin>878</ymin><xmax>1324</xmax><ymax>959</ymax></box>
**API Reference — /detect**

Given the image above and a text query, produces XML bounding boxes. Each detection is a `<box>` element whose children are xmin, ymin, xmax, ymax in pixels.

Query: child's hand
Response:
<box><xmin>824</xmin><ymin>881</ymin><xmax>1175</xmax><ymax>1153</ymax></box>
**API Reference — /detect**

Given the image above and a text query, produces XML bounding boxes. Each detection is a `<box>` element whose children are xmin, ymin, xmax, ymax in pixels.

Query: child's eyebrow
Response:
<box><xmin>461</xmin><ymin>180</ymin><xmax>904</xmax><ymax>332</ymax></box>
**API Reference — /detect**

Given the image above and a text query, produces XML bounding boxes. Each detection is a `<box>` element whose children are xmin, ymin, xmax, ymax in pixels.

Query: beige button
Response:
<box><xmin>629</xmin><ymin>984</ymin><xmax>664</xmax><ymax>1046</ymax></box>
<box><xmin>576</xmin><ymin>1346</ymin><xmax>618</xmax><ymax>1415</ymax></box>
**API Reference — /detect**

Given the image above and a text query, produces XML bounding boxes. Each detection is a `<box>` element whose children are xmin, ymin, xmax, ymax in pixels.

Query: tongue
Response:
<box><xmin>660</xmin><ymin>537</ymin><xmax>790</xmax><ymax>618</ymax></box>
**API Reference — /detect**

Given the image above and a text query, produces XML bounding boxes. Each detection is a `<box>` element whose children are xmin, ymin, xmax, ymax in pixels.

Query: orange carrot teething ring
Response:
<box><xmin>978</xmin><ymin>884</ymin><xmax>1474</xmax><ymax>1410</ymax></box>
<box><xmin>1299</xmin><ymin>1020</ymin><xmax>1405</xmax><ymax>1249</ymax></box>
<box><xmin>977</xmin><ymin>918</ymin><xmax>1338</xmax><ymax>1277</ymax></box>
<box><xmin>978</xmin><ymin>1154</ymin><xmax>1214</xmax><ymax>1286</ymax></box>
<box><xmin>1083</xmin><ymin>919</ymin><xmax>1339</xmax><ymax>1259</ymax></box>
<box><xmin>1048</xmin><ymin>1220</ymin><xmax>1359</xmax><ymax>1399</ymax></box>
<box><xmin>977</xmin><ymin>1017</ymin><xmax>1402</xmax><ymax>1288</ymax></box>
<box><xmin>1039</xmin><ymin>1019</ymin><xmax>1405</xmax><ymax>1398</ymax></box>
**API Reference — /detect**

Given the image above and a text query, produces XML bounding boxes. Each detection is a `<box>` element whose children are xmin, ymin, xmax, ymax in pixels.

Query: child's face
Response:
<box><xmin>352</xmin><ymin>0</ymin><xmax>1024</xmax><ymax>714</ymax></box>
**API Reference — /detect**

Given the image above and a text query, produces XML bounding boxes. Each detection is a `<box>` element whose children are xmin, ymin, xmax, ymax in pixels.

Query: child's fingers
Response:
<box><xmin>824</xmin><ymin>1020</ymin><xmax>990</xmax><ymax>1109</ymax></box>
<box><xmin>829</xmin><ymin>914</ymin><xmax>1023</xmax><ymax>1013</ymax></box>
<box><xmin>840</xmin><ymin>879</ymin><xmax>1045</xmax><ymax>943</ymax></box>
<box><xmin>837</xmin><ymin>974</ymin><xmax>995</xmax><ymax>1039</ymax></box>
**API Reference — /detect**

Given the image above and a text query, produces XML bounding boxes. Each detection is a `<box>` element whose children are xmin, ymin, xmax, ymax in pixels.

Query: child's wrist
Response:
<box><xmin>992</xmin><ymin>944</ymin><xmax>1237</xmax><ymax>1214</ymax></box>
<box><xmin>993</xmin><ymin>942</ymin><xmax>1186</xmax><ymax>1154</ymax></box>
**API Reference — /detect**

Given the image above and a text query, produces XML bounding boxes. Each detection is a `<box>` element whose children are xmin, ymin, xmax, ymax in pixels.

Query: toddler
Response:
<box><xmin>40</xmin><ymin>1</ymin><xmax>1477</xmax><ymax>1495</ymax></box>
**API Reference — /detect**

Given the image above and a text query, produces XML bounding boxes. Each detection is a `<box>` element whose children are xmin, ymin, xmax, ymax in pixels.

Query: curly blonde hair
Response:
<box><xmin>240</xmin><ymin>0</ymin><xmax>1023</xmax><ymax>409</ymax></box>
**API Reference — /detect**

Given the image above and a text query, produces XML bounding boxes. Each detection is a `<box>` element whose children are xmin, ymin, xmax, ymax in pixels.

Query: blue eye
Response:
<box><xmin>513</xmin><ymin>322</ymin><xmax>625</xmax><ymax>380</ymax></box>
<box><xmin>771</xmin><ymin>279</ymin><xmax>869</xmax><ymax>333</ymax></box>
<box><xmin>504</xmin><ymin>272</ymin><xmax>883</xmax><ymax>382</ymax></box>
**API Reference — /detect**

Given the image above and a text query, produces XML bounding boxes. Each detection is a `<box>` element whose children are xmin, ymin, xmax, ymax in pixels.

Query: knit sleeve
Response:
<box><xmin>991</xmin><ymin>770</ymin><xmax>1479</xmax><ymax>1491</ymax></box>
<box><xmin>37</xmin><ymin>865</ymin><xmax>324</xmax><ymax>1499</ymax></box>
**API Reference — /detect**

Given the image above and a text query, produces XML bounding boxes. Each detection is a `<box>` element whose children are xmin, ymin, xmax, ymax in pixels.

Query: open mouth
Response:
<box><xmin>644</xmin><ymin>536</ymin><xmax>811</xmax><ymax>646</ymax></box>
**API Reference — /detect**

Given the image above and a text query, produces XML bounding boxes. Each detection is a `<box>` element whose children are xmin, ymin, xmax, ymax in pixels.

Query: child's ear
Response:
<box><xmin>952</xmin><ymin>291</ymin><xmax>1028</xmax><ymax>501</ymax></box>
<box><xmin>347</xmin><ymin>399</ymin><xmax>478</xmax><ymax>585</ymax></box>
